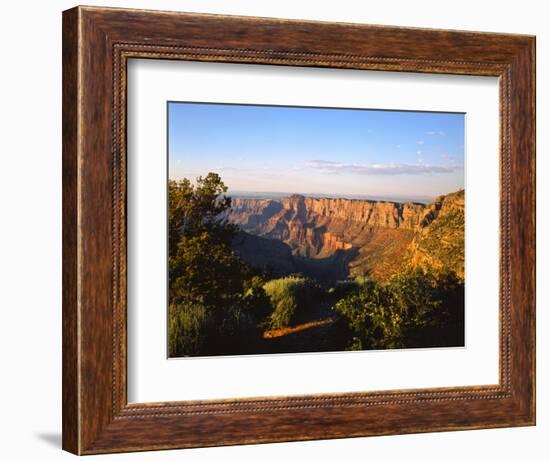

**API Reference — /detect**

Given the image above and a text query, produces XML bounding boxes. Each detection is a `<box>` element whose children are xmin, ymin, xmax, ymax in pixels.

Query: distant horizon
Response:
<box><xmin>168</xmin><ymin>102</ymin><xmax>465</xmax><ymax>198</ymax></box>
<box><xmin>223</xmin><ymin>189</ymin><xmax>453</xmax><ymax>205</ymax></box>
<box><xmin>166</xmin><ymin>177</ymin><xmax>460</xmax><ymax>204</ymax></box>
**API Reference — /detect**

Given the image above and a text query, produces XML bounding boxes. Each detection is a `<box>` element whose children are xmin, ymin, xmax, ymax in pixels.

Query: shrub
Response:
<box><xmin>263</xmin><ymin>276</ymin><xmax>321</xmax><ymax>329</ymax></box>
<box><xmin>241</xmin><ymin>275</ymin><xmax>273</xmax><ymax>322</ymax></box>
<box><xmin>334</xmin><ymin>280</ymin><xmax>403</xmax><ymax>350</ymax></box>
<box><xmin>329</xmin><ymin>276</ymin><xmax>367</xmax><ymax>300</ymax></box>
<box><xmin>168</xmin><ymin>301</ymin><xmax>264</xmax><ymax>357</ymax></box>
<box><xmin>168</xmin><ymin>302</ymin><xmax>210</xmax><ymax>357</ymax></box>
<box><xmin>334</xmin><ymin>268</ymin><xmax>465</xmax><ymax>351</ymax></box>
<box><xmin>388</xmin><ymin>268</ymin><xmax>464</xmax><ymax>348</ymax></box>
<box><xmin>214</xmin><ymin>304</ymin><xmax>261</xmax><ymax>355</ymax></box>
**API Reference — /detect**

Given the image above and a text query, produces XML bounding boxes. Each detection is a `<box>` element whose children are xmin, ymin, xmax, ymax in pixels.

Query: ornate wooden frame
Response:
<box><xmin>62</xmin><ymin>5</ymin><xmax>536</xmax><ymax>455</ymax></box>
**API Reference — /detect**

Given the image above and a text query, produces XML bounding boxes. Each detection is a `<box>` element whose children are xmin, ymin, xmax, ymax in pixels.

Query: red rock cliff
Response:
<box><xmin>229</xmin><ymin>194</ymin><xmax>426</xmax><ymax>259</ymax></box>
<box><xmin>229</xmin><ymin>191</ymin><xmax>464</xmax><ymax>281</ymax></box>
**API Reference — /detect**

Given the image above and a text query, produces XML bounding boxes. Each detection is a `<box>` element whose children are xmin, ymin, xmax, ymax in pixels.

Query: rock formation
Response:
<box><xmin>404</xmin><ymin>189</ymin><xmax>465</xmax><ymax>279</ymax></box>
<box><xmin>228</xmin><ymin>191</ymin><xmax>464</xmax><ymax>282</ymax></box>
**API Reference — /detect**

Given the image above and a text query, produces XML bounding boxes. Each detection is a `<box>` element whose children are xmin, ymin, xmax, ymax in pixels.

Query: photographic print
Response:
<box><xmin>168</xmin><ymin>102</ymin><xmax>465</xmax><ymax>358</ymax></box>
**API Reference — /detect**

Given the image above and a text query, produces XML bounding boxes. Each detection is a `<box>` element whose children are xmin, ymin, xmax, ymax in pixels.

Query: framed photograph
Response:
<box><xmin>62</xmin><ymin>6</ymin><xmax>535</xmax><ymax>455</ymax></box>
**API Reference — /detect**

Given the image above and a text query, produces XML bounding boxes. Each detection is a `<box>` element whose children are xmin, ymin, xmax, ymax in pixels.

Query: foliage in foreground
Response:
<box><xmin>167</xmin><ymin>173</ymin><xmax>465</xmax><ymax>357</ymax></box>
<box><xmin>263</xmin><ymin>276</ymin><xmax>322</xmax><ymax>329</ymax></box>
<box><xmin>334</xmin><ymin>268</ymin><xmax>464</xmax><ymax>350</ymax></box>
<box><xmin>169</xmin><ymin>302</ymin><xmax>209</xmax><ymax>357</ymax></box>
<box><xmin>168</xmin><ymin>173</ymin><xmax>270</xmax><ymax>357</ymax></box>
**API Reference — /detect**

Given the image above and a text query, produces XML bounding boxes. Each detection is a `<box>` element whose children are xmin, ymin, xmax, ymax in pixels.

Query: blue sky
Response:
<box><xmin>168</xmin><ymin>102</ymin><xmax>464</xmax><ymax>201</ymax></box>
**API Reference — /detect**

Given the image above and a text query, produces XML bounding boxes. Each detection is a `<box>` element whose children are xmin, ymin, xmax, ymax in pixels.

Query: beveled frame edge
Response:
<box><xmin>62</xmin><ymin>5</ymin><xmax>535</xmax><ymax>455</ymax></box>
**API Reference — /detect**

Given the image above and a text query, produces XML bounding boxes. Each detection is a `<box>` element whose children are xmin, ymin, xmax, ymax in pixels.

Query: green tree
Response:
<box><xmin>168</xmin><ymin>173</ymin><xmax>246</xmax><ymax>308</ymax></box>
<box><xmin>168</xmin><ymin>173</ymin><xmax>265</xmax><ymax>357</ymax></box>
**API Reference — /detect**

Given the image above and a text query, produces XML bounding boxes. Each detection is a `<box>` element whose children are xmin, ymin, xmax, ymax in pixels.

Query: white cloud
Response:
<box><xmin>417</xmin><ymin>141</ymin><xmax>425</xmax><ymax>145</ymax></box>
<box><xmin>424</xmin><ymin>130</ymin><xmax>446</xmax><ymax>136</ymax></box>
<box><xmin>304</xmin><ymin>159</ymin><xmax>460</xmax><ymax>176</ymax></box>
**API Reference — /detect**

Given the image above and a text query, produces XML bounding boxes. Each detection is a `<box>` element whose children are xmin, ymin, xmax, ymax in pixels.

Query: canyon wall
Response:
<box><xmin>230</xmin><ymin>194</ymin><xmax>425</xmax><ymax>256</ymax></box>
<box><xmin>228</xmin><ymin>191</ymin><xmax>464</xmax><ymax>282</ymax></box>
<box><xmin>406</xmin><ymin>189</ymin><xmax>465</xmax><ymax>279</ymax></box>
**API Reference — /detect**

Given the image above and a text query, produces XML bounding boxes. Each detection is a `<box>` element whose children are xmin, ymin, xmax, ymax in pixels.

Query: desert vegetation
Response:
<box><xmin>168</xmin><ymin>173</ymin><xmax>465</xmax><ymax>357</ymax></box>
<box><xmin>334</xmin><ymin>269</ymin><xmax>464</xmax><ymax>350</ymax></box>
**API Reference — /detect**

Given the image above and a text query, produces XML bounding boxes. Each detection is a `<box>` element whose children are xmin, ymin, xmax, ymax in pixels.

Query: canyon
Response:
<box><xmin>229</xmin><ymin>190</ymin><xmax>464</xmax><ymax>282</ymax></box>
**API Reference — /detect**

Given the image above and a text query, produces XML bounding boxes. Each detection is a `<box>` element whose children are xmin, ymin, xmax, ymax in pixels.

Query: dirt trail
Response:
<box><xmin>261</xmin><ymin>318</ymin><xmax>347</xmax><ymax>354</ymax></box>
<box><xmin>263</xmin><ymin>318</ymin><xmax>334</xmax><ymax>338</ymax></box>
<box><xmin>259</xmin><ymin>300</ymin><xmax>349</xmax><ymax>354</ymax></box>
